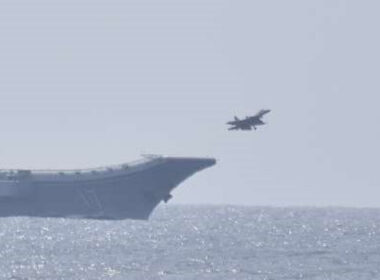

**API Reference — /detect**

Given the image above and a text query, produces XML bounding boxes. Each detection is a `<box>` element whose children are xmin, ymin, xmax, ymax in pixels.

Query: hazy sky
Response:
<box><xmin>0</xmin><ymin>0</ymin><xmax>379</xmax><ymax>206</ymax></box>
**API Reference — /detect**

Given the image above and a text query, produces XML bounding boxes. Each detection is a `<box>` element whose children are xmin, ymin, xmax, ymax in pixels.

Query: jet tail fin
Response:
<box><xmin>234</xmin><ymin>116</ymin><xmax>239</xmax><ymax>121</ymax></box>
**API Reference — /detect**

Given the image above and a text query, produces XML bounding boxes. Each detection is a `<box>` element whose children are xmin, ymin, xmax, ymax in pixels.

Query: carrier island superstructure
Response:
<box><xmin>0</xmin><ymin>156</ymin><xmax>216</xmax><ymax>220</ymax></box>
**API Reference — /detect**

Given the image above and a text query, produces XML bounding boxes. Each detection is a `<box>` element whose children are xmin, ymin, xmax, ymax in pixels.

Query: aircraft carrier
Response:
<box><xmin>0</xmin><ymin>156</ymin><xmax>216</xmax><ymax>220</ymax></box>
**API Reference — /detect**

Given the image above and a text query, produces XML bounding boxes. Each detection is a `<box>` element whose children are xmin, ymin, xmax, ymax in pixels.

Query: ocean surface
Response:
<box><xmin>0</xmin><ymin>206</ymin><xmax>379</xmax><ymax>280</ymax></box>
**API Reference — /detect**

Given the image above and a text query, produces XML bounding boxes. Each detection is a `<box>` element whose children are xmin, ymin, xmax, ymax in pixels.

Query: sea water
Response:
<box><xmin>0</xmin><ymin>206</ymin><xmax>379</xmax><ymax>280</ymax></box>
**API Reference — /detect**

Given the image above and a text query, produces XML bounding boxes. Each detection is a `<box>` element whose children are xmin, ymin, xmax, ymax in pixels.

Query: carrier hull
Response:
<box><xmin>0</xmin><ymin>156</ymin><xmax>216</xmax><ymax>220</ymax></box>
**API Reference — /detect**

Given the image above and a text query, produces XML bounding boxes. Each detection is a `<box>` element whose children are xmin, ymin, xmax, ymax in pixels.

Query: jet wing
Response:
<box><xmin>235</xmin><ymin>122</ymin><xmax>252</xmax><ymax>130</ymax></box>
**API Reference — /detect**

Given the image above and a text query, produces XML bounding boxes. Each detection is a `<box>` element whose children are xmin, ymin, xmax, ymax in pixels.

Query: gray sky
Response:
<box><xmin>0</xmin><ymin>0</ymin><xmax>379</xmax><ymax>206</ymax></box>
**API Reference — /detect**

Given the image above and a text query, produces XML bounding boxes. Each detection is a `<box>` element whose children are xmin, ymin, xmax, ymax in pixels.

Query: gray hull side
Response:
<box><xmin>0</xmin><ymin>158</ymin><xmax>215</xmax><ymax>220</ymax></box>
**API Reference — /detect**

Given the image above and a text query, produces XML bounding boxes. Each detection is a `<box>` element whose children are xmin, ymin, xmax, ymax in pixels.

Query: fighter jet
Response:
<box><xmin>227</xmin><ymin>109</ymin><xmax>271</xmax><ymax>131</ymax></box>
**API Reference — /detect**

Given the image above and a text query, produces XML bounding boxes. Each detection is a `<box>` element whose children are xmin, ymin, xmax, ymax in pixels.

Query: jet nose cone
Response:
<box><xmin>168</xmin><ymin>157</ymin><xmax>217</xmax><ymax>169</ymax></box>
<box><xmin>194</xmin><ymin>158</ymin><xmax>216</xmax><ymax>169</ymax></box>
<box><xmin>204</xmin><ymin>158</ymin><xmax>217</xmax><ymax>167</ymax></box>
<box><xmin>198</xmin><ymin>158</ymin><xmax>217</xmax><ymax>171</ymax></box>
